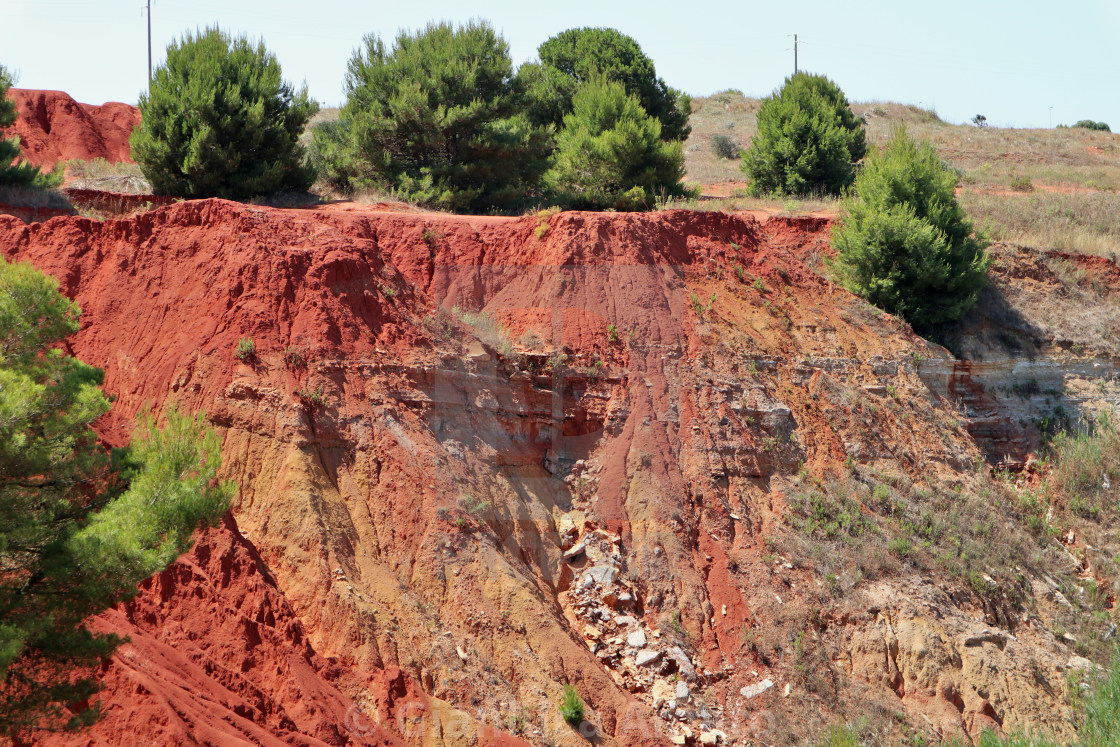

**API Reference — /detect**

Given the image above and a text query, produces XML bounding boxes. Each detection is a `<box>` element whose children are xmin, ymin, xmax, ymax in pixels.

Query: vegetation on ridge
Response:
<box><xmin>523</xmin><ymin>26</ymin><xmax>691</xmax><ymax>142</ymax></box>
<box><xmin>741</xmin><ymin>72</ymin><xmax>866</xmax><ymax>197</ymax></box>
<box><xmin>131</xmin><ymin>26</ymin><xmax>317</xmax><ymax>199</ymax></box>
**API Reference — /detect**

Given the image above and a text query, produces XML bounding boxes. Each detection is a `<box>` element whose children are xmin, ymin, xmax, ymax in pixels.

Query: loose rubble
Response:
<box><xmin>557</xmin><ymin>503</ymin><xmax>739</xmax><ymax>744</ymax></box>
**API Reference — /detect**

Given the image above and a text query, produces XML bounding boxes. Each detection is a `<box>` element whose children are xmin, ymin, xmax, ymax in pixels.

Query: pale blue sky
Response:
<box><xmin>2</xmin><ymin>0</ymin><xmax>1117</xmax><ymax>129</ymax></box>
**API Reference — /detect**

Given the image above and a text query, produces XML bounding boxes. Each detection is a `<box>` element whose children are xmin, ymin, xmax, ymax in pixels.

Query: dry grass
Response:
<box><xmin>658</xmin><ymin>193</ymin><xmax>838</xmax><ymax>215</ymax></box>
<box><xmin>686</xmin><ymin>92</ymin><xmax>1120</xmax><ymax>192</ymax></box>
<box><xmin>685</xmin><ymin>93</ymin><xmax>1120</xmax><ymax>245</ymax></box>
<box><xmin>0</xmin><ymin>185</ymin><xmax>72</xmax><ymax>209</ymax></box>
<box><xmin>961</xmin><ymin>190</ymin><xmax>1120</xmax><ymax>257</ymax></box>
<box><xmin>685</xmin><ymin>90</ymin><xmax>760</xmax><ymax>185</ymax></box>
<box><xmin>64</xmin><ymin>158</ymin><xmax>150</xmax><ymax>194</ymax></box>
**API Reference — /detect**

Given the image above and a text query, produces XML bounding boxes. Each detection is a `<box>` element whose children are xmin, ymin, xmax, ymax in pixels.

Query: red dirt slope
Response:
<box><xmin>60</xmin><ymin>514</ymin><xmax>407</xmax><ymax>747</ymax></box>
<box><xmin>2</xmin><ymin>89</ymin><xmax>138</xmax><ymax>168</ymax></box>
<box><xmin>0</xmin><ymin>200</ymin><xmax>1079</xmax><ymax>745</ymax></box>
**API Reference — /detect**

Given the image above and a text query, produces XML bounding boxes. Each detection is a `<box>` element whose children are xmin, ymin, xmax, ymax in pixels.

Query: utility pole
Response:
<box><xmin>794</xmin><ymin>33</ymin><xmax>798</xmax><ymax>74</ymax></box>
<box><xmin>146</xmin><ymin>0</ymin><xmax>152</xmax><ymax>92</ymax></box>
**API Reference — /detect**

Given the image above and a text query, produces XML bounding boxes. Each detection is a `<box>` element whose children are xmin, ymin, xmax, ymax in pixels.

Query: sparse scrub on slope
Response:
<box><xmin>960</xmin><ymin>190</ymin><xmax>1120</xmax><ymax>257</ymax></box>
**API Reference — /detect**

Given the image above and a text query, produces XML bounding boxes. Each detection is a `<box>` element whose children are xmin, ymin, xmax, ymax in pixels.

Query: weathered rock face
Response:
<box><xmin>2</xmin><ymin>89</ymin><xmax>139</xmax><ymax>169</ymax></box>
<box><xmin>847</xmin><ymin>579</ymin><xmax>1078</xmax><ymax>742</ymax></box>
<box><xmin>922</xmin><ymin>243</ymin><xmax>1120</xmax><ymax>467</ymax></box>
<box><xmin>0</xmin><ymin>201</ymin><xmax>1103</xmax><ymax>745</ymax></box>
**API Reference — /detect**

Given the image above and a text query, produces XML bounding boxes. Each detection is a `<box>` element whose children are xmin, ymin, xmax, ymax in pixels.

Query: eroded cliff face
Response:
<box><xmin>1</xmin><ymin>89</ymin><xmax>139</xmax><ymax>169</ymax></box>
<box><xmin>0</xmin><ymin>201</ymin><xmax>1103</xmax><ymax>745</ymax></box>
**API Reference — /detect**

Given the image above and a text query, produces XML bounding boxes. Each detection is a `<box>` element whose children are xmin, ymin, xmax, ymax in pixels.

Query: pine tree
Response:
<box><xmin>830</xmin><ymin>125</ymin><xmax>990</xmax><ymax>332</ymax></box>
<box><xmin>524</xmin><ymin>27</ymin><xmax>691</xmax><ymax>142</ymax></box>
<box><xmin>313</xmin><ymin>20</ymin><xmax>548</xmax><ymax>213</ymax></box>
<box><xmin>0</xmin><ymin>257</ymin><xmax>233</xmax><ymax>737</ymax></box>
<box><xmin>545</xmin><ymin>79</ymin><xmax>686</xmax><ymax>210</ymax></box>
<box><xmin>130</xmin><ymin>27</ymin><xmax>317</xmax><ymax>199</ymax></box>
<box><xmin>742</xmin><ymin>72</ymin><xmax>866</xmax><ymax>197</ymax></box>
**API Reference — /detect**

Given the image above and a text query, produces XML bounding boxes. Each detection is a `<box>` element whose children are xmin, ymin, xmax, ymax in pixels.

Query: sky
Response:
<box><xmin>2</xmin><ymin>0</ymin><xmax>1118</xmax><ymax>129</ymax></box>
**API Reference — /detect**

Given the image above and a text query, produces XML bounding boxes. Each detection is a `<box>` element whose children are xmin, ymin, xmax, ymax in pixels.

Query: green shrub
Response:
<box><xmin>558</xmin><ymin>684</ymin><xmax>585</xmax><ymax>726</ymax></box>
<box><xmin>130</xmin><ymin>27</ymin><xmax>316</xmax><ymax>199</ymax></box>
<box><xmin>1074</xmin><ymin>120</ymin><xmax>1111</xmax><ymax>132</ymax></box>
<box><xmin>0</xmin><ymin>65</ymin><xmax>62</xmax><ymax>189</ymax></box>
<box><xmin>234</xmin><ymin>337</ymin><xmax>256</xmax><ymax>361</ymax></box>
<box><xmin>282</xmin><ymin>346</ymin><xmax>305</xmax><ymax>369</ymax></box>
<box><xmin>545</xmin><ymin>79</ymin><xmax>687</xmax><ymax>211</ymax></box>
<box><xmin>295</xmin><ymin>385</ymin><xmax>327</xmax><ymax>408</ymax></box>
<box><xmin>711</xmin><ymin>134</ymin><xmax>741</xmax><ymax>160</ymax></box>
<box><xmin>311</xmin><ymin>20</ymin><xmax>548</xmax><ymax>213</ymax></box>
<box><xmin>830</xmin><ymin>125</ymin><xmax>989</xmax><ymax>332</ymax></box>
<box><xmin>523</xmin><ymin>27</ymin><xmax>690</xmax><ymax>142</ymax></box>
<box><xmin>741</xmin><ymin>72</ymin><xmax>866</xmax><ymax>197</ymax></box>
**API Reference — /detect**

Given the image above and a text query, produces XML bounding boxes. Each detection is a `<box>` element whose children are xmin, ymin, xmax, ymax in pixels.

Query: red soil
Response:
<box><xmin>0</xmin><ymin>198</ymin><xmax>1023</xmax><ymax>744</ymax></box>
<box><xmin>2</xmin><ymin>89</ymin><xmax>138</xmax><ymax>169</ymax></box>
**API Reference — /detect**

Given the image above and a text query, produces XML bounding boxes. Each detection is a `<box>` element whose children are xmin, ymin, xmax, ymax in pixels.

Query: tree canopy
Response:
<box><xmin>741</xmin><ymin>72</ymin><xmax>866</xmax><ymax>197</ymax></box>
<box><xmin>130</xmin><ymin>27</ymin><xmax>317</xmax><ymax>199</ymax></box>
<box><xmin>0</xmin><ymin>257</ymin><xmax>234</xmax><ymax>737</ymax></box>
<box><xmin>525</xmin><ymin>27</ymin><xmax>691</xmax><ymax>142</ymax></box>
<box><xmin>311</xmin><ymin>20</ymin><xmax>548</xmax><ymax>213</ymax></box>
<box><xmin>830</xmin><ymin>125</ymin><xmax>989</xmax><ymax>332</ymax></box>
<box><xmin>545</xmin><ymin>79</ymin><xmax>686</xmax><ymax>211</ymax></box>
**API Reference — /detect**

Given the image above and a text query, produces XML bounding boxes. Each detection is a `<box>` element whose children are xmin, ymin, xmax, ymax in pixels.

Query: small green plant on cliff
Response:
<box><xmin>533</xmin><ymin>206</ymin><xmax>561</xmax><ymax>239</ymax></box>
<box><xmin>607</xmin><ymin>323</ymin><xmax>619</xmax><ymax>343</ymax></box>
<box><xmin>454</xmin><ymin>308</ymin><xmax>517</xmax><ymax>359</ymax></box>
<box><xmin>283</xmin><ymin>346</ymin><xmax>306</xmax><ymax>369</ymax></box>
<box><xmin>830</xmin><ymin>125</ymin><xmax>990</xmax><ymax>334</ymax></box>
<box><xmin>131</xmin><ymin>27</ymin><xmax>317</xmax><ymax>199</ymax></box>
<box><xmin>234</xmin><ymin>337</ymin><xmax>256</xmax><ymax>361</ymax></box>
<box><xmin>295</xmin><ymin>385</ymin><xmax>327</xmax><ymax>408</ymax></box>
<box><xmin>458</xmin><ymin>495</ymin><xmax>491</xmax><ymax>516</ymax></box>
<box><xmin>1049</xmin><ymin>409</ymin><xmax>1120</xmax><ymax>519</ymax></box>
<box><xmin>558</xmin><ymin>684</ymin><xmax>585</xmax><ymax>726</ymax></box>
<box><xmin>689</xmin><ymin>292</ymin><xmax>705</xmax><ymax>316</ymax></box>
